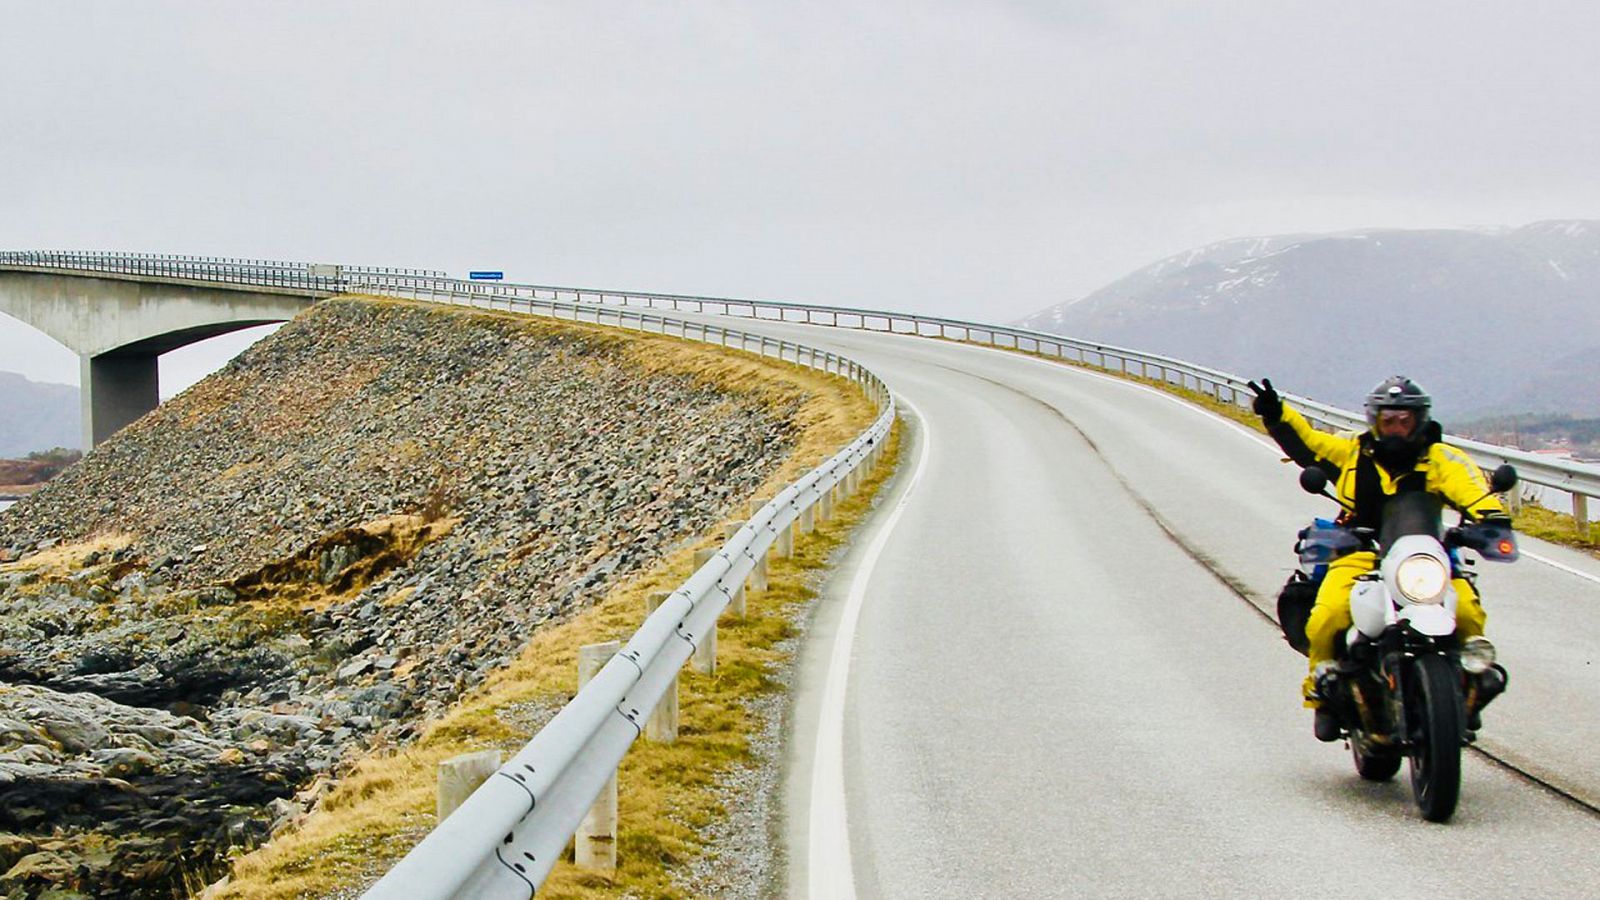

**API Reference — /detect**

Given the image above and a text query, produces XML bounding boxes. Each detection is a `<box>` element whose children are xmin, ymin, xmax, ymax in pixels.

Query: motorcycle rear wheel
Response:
<box><xmin>1407</xmin><ymin>654</ymin><xmax>1464</xmax><ymax>823</ymax></box>
<box><xmin>1351</xmin><ymin>732</ymin><xmax>1402</xmax><ymax>781</ymax></box>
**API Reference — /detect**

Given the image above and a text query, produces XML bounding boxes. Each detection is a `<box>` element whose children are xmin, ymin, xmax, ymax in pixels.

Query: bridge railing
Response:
<box><xmin>0</xmin><ymin>250</ymin><xmax>444</xmax><ymax>294</ymax></box>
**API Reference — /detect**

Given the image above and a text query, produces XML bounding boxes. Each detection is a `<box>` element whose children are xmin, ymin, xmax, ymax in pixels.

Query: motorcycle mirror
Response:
<box><xmin>1298</xmin><ymin>467</ymin><xmax>1329</xmax><ymax>495</ymax></box>
<box><xmin>1489</xmin><ymin>464</ymin><xmax>1518</xmax><ymax>495</ymax></box>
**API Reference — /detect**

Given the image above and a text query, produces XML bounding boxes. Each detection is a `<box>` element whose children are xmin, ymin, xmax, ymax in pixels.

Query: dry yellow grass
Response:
<box><xmin>213</xmin><ymin>302</ymin><xmax>893</xmax><ymax>898</ymax></box>
<box><xmin>227</xmin><ymin>513</ymin><xmax>457</xmax><ymax>612</ymax></box>
<box><xmin>1511</xmin><ymin>500</ymin><xmax>1600</xmax><ymax>559</ymax></box>
<box><xmin>0</xmin><ymin>533</ymin><xmax>133</xmax><ymax>576</ymax></box>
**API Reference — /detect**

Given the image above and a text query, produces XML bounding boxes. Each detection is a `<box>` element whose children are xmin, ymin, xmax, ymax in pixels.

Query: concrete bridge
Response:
<box><xmin>0</xmin><ymin>266</ymin><xmax>322</xmax><ymax>446</ymax></box>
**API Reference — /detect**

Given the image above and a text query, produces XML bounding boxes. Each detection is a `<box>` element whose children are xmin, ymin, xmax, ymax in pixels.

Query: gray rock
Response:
<box><xmin>37</xmin><ymin>714</ymin><xmax>111</xmax><ymax>754</ymax></box>
<box><xmin>90</xmin><ymin>747</ymin><xmax>159</xmax><ymax>777</ymax></box>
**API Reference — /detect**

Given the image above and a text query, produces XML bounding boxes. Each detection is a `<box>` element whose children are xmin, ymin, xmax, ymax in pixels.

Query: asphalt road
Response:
<box><xmin>720</xmin><ymin>321</ymin><xmax>1600</xmax><ymax>899</ymax></box>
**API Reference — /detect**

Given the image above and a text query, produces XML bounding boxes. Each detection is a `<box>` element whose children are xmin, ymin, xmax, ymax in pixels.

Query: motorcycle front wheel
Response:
<box><xmin>1407</xmin><ymin>654</ymin><xmax>1464</xmax><ymax>822</ymax></box>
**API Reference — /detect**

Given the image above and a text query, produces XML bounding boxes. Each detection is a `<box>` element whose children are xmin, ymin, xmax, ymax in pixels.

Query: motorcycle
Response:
<box><xmin>1280</xmin><ymin>464</ymin><xmax>1519</xmax><ymax>822</ymax></box>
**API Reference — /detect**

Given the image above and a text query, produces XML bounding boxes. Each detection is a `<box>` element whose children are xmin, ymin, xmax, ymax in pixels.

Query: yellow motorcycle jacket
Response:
<box><xmin>1267</xmin><ymin>405</ymin><xmax>1506</xmax><ymax>530</ymax></box>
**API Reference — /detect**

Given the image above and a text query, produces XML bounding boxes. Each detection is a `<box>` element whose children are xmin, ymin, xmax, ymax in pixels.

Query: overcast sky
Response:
<box><xmin>3</xmin><ymin>1</ymin><xmax>1597</xmax><ymax>391</ymax></box>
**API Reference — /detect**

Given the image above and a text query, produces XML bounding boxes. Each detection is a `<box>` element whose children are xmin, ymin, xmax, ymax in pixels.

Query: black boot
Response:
<box><xmin>1468</xmin><ymin>665</ymin><xmax>1508</xmax><ymax>731</ymax></box>
<box><xmin>1314</xmin><ymin>707</ymin><xmax>1341</xmax><ymax>743</ymax></box>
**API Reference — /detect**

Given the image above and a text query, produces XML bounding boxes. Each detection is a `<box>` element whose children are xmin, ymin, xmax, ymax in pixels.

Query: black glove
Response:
<box><xmin>1247</xmin><ymin>378</ymin><xmax>1282</xmax><ymax>423</ymax></box>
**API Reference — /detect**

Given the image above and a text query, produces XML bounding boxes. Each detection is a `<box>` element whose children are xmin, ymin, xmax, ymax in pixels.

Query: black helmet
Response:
<box><xmin>1364</xmin><ymin>375</ymin><xmax>1431</xmax><ymax>445</ymax></box>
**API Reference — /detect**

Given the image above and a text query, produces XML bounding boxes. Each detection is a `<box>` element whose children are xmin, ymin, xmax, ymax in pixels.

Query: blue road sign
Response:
<box><xmin>469</xmin><ymin>271</ymin><xmax>504</xmax><ymax>281</ymax></box>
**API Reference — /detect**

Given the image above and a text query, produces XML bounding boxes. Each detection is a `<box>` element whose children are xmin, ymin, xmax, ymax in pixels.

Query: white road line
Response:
<box><xmin>1521</xmin><ymin>549</ymin><xmax>1600</xmax><ymax>587</ymax></box>
<box><xmin>809</xmin><ymin>395</ymin><xmax>932</xmax><ymax>900</ymax></box>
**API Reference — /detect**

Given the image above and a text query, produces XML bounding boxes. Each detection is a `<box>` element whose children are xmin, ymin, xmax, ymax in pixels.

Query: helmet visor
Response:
<box><xmin>1375</xmin><ymin>408</ymin><xmax>1418</xmax><ymax>438</ymax></box>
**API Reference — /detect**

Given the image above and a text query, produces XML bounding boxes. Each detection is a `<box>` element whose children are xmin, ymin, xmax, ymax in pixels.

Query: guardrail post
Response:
<box><xmin>747</xmin><ymin>499</ymin><xmax>771</xmax><ymax>590</ymax></box>
<box><xmin>436</xmin><ymin>749</ymin><xmax>502</xmax><ymax>823</ymax></box>
<box><xmin>1575</xmin><ymin>494</ymin><xmax>1590</xmax><ymax>531</ymax></box>
<box><xmin>819</xmin><ymin>480</ymin><xmax>836</xmax><ymax>522</ymax></box>
<box><xmin>690</xmin><ymin>550</ymin><xmax>719</xmax><ymax>675</ymax></box>
<box><xmin>1499</xmin><ymin>481</ymin><xmax>1524</xmax><ymax>517</ymax></box>
<box><xmin>576</xmin><ymin>641</ymin><xmax>621</xmax><ymax>872</ymax></box>
<box><xmin>644</xmin><ymin>592</ymin><xmax>679</xmax><ymax>743</ymax></box>
<box><xmin>719</xmin><ymin>524</ymin><xmax>748</xmax><ymax>616</ymax></box>
<box><xmin>775</xmin><ymin>515</ymin><xmax>796</xmax><ymax>557</ymax></box>
<box><xmin>799</xmin><ymin>500</ymin><xmax>816</xmax><ymax>535</ymax></box>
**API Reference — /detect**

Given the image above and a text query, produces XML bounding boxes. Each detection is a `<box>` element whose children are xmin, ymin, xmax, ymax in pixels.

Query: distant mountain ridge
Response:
<box><xmin>0</xmin><ymin>372</ymin><xmax>80</xmax><ymax>456</ymax></box>
<box><xmin>1017</xmin><ymin>220</ymin><xmax>1600</xmax><ymax>420</ymax></box>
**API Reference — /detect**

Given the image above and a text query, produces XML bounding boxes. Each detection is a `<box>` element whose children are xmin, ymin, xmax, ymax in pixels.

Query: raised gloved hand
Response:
<box><xmin>1247</xmin><ymin>378</ymin><xmax>1282</xmax><ymax>423</ymax></box>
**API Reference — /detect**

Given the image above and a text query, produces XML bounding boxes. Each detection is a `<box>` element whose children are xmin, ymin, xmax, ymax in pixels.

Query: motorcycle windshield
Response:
<box><xmin>1379</xmin><ymin>492</ymin><xmax>1443</xmax><ymax>550</ymax></box>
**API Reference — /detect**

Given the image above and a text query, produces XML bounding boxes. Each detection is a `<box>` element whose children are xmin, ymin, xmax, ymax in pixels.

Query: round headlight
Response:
<box><xmin>1395</xmin><ymin>553</ymin><xmax>1449</xmax><ymax>603</ymax></box>
<box><xmin>1461</xmin><ymin>636</ymin><xmax>1496</xmax><ymax>674</ymax></box>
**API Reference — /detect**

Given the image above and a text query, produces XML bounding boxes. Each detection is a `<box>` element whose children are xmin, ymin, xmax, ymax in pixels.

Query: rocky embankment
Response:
<box><xmin>0</xmin><ymin>298</ymin><xmax>796</xmax><ymax>897</ymax></box>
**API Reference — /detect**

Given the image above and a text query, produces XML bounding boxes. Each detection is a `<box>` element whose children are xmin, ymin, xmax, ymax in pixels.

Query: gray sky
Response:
<box><xmin>3</xmin><ymin>1</ymin><xmax>1597</xmax><ymax>391</ymax></box>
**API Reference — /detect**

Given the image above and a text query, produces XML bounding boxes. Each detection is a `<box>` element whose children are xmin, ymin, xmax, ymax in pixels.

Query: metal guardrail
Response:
<box><xmin>340</xmin><ymin>274</ymin><xmax>1600</xmax><ymax>513</ymax></box>
<box><xmin>354</xmin><ymin>282</ymin><xmax>894</xmax><ymax>897</ymax></box>
<box><xmin>9</xmin><ymin>248</ymin><xmax>1600</xmax><ymax>864</ymax></box>
<box><xmin>6</xmin><ymin>247</ymin><xmax>1592</xmax><ymax>482</ymax></box>
<box><xmin>3</xmin><ymin>252</ymin><xmax>1596</xmax><ymax>889</ymax></box>
<box><xmin>4</xmin><ymin>247</ymin><xmax>1594</xmax><ymax>507</ymax></box>
<box><xmin>0</xmin><ymin>252</ymin><xmax>893</xmax><ymax>896</ymax></box>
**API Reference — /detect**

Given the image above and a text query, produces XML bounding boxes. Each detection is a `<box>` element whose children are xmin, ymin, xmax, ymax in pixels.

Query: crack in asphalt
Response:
<box><xmin>933</xmin><ymin>362</ymin><xmax>1275</xmax><ymax>621</ymax></box>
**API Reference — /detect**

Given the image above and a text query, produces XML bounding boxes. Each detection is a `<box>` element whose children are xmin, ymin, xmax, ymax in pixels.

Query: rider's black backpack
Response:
<box><xmin>1277</xmin><ymin>571</ymin><xmax>1316</xmax><ymax>657</ymax></box>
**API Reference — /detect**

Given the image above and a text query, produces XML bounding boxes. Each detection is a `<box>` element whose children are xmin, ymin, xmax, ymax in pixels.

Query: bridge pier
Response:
<box><xmin>81</xmin><ymin>352</ymin><xmax>160</xmax><ymax>447</ymax></box>
<box><xmin>0</xmin><ymin>268</ymin><xmax>318</xmax><ymax>447</ymax></box>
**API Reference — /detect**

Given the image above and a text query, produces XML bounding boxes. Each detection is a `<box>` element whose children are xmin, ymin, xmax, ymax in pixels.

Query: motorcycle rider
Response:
<box><xmin>1247</xmin><ymin>376</ymin><xmax>1510</xmax><ymax>742</ymax></box>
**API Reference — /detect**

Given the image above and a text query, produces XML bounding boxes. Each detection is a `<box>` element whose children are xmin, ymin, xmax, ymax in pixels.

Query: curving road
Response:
<box><xmin>16</xmin><ymin>262</ymin><xmax>1596</xmax><ymax>896</ymax></box>
<box><xmin>685</xmin><ymin>320</ymin><xmax>1600</xmax><ymax>898</ymax></box>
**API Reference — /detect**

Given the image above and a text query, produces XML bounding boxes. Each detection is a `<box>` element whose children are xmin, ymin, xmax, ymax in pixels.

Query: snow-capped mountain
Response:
<box><xmin>1016</xmin><ymin>221</ymin><xmax>1600</xmax><ymax>420</ymax></box>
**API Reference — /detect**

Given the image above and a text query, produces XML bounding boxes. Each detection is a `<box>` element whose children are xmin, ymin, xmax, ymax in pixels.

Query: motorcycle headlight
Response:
<box><xmin>1395</xmin><ymin>553</ymin><xmax>1449</xmax><ymax>604</ymax></box>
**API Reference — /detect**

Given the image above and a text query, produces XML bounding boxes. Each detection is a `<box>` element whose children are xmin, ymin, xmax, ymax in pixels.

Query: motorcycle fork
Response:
<box><xmin>1347</xmin><ymin>673</ymin><xmax>1389</xmax><ymax>741</ymax></box>
<box><xmin>1396</xmin><ymin>647</ymin><xmax>1470</xmax><ymax>746</ymax></box>
<box><xmin>1380</xmin><ymin>652</ymin><xmax>1416</xmax><ymax>751</ymax></box>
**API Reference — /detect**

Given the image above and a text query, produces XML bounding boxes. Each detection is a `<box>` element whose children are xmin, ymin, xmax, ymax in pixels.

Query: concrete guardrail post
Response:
<box><xmin>719</xmin><ymin>524</ymin><xmax>749</xmax><ymax>616</ymax></box>
<box><xmin>819</xmin><ymin>482</ymin><xmax>835</xmax><ymax>522</ymax></box>
<box><xmin>1574</xmin><ymin>494</ymin><xmax>1590</xmax><ymax>531</ymax></box>
<box><xmin>576</xmin><ymin>641</ymin><xmax>621</xmax><ymax>872</ymax></box>
<box><xmin>774</xmin><ymin>514</ymin><xmax>795</xmax><ymax>558</ymax></box>
<box><xmin>690</xmin><ymin>549</ymin><xmax>719</xmax><ymax>674</ymax></box>
<box><xmin>799</xmin><ymin>499</ymin><xmax>816</xmax><ymax>535</ymax></box>
<box><xmin>644</xmin><ymin>592</ymin><xmax>679</xmax><ymax>743</ymax></box>
<box><xmin>746</xmin><ymin>499</ymin><xmax>771</xmax><ymax>590</ymax></box>
<box><xmin>436</xmin><ymin>749</ymin><xmax>502</xmax><ymax>823</ymax></box>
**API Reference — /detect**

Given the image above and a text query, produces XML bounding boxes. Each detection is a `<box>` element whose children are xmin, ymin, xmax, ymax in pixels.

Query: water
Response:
<box><xmin>0</xmin><ymin>499</ymin><xmax>13</xmax><ymax>512</ymax></box>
